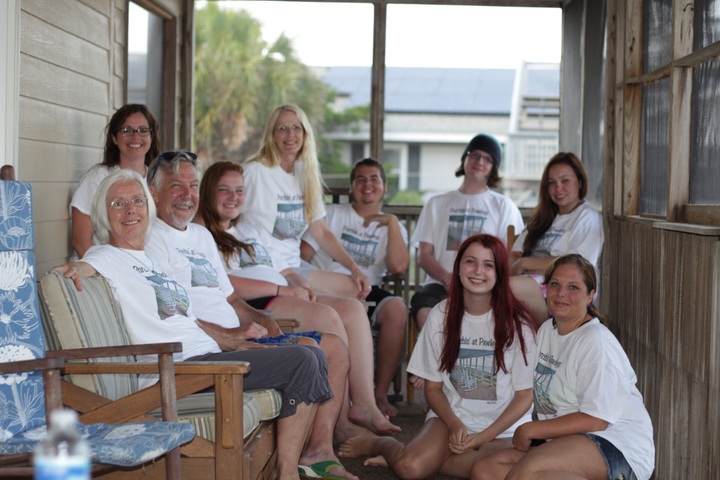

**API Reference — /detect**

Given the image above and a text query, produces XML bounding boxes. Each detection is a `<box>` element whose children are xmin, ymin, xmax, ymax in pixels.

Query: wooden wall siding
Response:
<box><xmin>17</xmin><ymin>0</ymin><xmax>188</xmax><ymax>273</ymax></box>
<box><xmin>19</xmin><ymin>0</ymin><xmax>118</xmax><ymax>272</ymax></box>
<box><xmin>605</xmin><ymin>218</ymin><xmax>720</xmax><ymax>478</ymax></box>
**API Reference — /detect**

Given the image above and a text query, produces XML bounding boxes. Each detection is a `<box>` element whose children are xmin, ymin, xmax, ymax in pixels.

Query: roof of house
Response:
<box><xmin>319</xmin><ymin>64</ymin><xmax>559</xmax><ymax>115</ymax></box>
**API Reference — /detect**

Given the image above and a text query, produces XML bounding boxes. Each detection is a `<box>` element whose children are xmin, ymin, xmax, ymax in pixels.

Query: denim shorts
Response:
<box><xmin>583</xmin><ymin>433</ymin><xmax>637</xmax><ymax>480</ymax></box>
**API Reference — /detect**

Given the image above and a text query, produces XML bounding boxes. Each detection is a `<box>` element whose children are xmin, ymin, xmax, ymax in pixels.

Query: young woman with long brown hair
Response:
<box><xmin>196</xmin><ymin>161</ymin><xmax>400</xmax><ymax>441</ymax></box>
<box><xmin>339</xmin><ymin>234</ymin><xmax>538</xmax><ymax>479</ymax></box>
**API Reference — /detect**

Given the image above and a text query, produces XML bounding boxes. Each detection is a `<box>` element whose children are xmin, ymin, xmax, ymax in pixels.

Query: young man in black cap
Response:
<box><xmin>409</xmin><ymin>133</ymin><xmax>524</xmax><ymax>335</ymax></box>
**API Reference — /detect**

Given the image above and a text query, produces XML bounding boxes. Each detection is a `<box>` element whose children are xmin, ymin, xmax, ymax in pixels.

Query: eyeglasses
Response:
<box><xmin>466</xmin><ymin>152</ymin><xmax>494</xmax><ymax>164</ymax></box>
<box><xmin>109</xmin><ymin>197</ymin><xmax>147</xmax><ymax>210</ymax></box>
<box><xmin>148</xmin><ymin>151</ymin><xmax>198</xmax><ymax>183</ymax></box>
<box><xmin>118</xmin><ymin>126</ymin><xmax>152</xmax><ymax>137</ymax></box>
<box><xmin>274</xmin><ymin>124</ymin><xmax>303</xmax><ymax>134</ymax></box>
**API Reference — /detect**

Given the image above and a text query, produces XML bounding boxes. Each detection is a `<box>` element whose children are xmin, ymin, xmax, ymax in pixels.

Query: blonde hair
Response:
<box><xmin>245</xmin><ymin>104</ymin><xmax>324</xmax><ymax>221</ymax></box>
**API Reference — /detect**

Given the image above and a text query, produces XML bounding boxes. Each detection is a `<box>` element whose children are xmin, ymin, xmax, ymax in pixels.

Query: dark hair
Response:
<box><xmin>454</xmin><ymin>134</ymin><xmax>502</xmax><ymax>188</ymax></box>
<box><xmin>439</xmin><ymin>234</ymin><xmax>538</xmax><ymax>374</ymax></box>
<box><xmin>102</xmin><ymin>104</ymin><xmax>160</xmax><ymax>167</ymax></box>
<box><xmin>198</xmin><ymin>161</ymin><xmax>255</xmax><ymax>266</ymax></box>
<box><xmin>543</xmin><ymin>253</ymin><xmax>604</xmax><ymax>323</ymax></box>
<box><xmin>522</xmin><ymin>152</ymin><xmax>588</xmax><ymax>256</ymax></box>
<box><xmin>350</xmin><ymin>158</ymin><xmax>386</xmax><ymax>184</ymax></box>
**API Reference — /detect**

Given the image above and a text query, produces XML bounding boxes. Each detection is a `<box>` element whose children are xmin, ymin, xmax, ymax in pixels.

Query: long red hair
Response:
<box><xmin>439</xmin><ymin>234</ymin><xmax>538</xmax><ymax>374</ymax></box>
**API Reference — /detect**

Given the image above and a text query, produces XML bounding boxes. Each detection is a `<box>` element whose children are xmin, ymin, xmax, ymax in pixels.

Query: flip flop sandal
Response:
<box><xmin>298</xmin><ymin>465</ymin><xmax>321</xmax><ymax>480</ymax></box>
<box><xmin>299</xmin><ymin>461</ymin><xmax>350</xmax><ymax>480</ymax></box>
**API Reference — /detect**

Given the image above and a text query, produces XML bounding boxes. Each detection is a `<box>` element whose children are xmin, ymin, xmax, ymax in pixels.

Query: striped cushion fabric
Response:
<box><xmin>167</xmin><ymin>389</ymin><xmax>282</xmax><ymax>440</ymax></box>
<box><xmin>39</xmin><ymin>270</ymin><xmax>137</xmax><ymax>400</ymax></box>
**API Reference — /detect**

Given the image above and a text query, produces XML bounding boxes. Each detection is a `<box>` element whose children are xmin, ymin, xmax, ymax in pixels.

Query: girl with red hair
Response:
<box><xmin>339</xmin><ymin>233</ymin><xmax>538</xmax><ymax>478</ymax></box>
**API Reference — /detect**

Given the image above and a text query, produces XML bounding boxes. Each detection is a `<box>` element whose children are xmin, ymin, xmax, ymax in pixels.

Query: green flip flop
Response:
<box><xmin>298</xmin><ymin>461</ymin><xmax>350</xmax><ymax>480</ymax></box>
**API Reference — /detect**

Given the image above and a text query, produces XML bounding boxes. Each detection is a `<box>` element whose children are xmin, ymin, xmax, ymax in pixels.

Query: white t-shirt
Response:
<box><xmin>82</xmin><ymin>245</ymin><xmax>221</xmax><ymax>387</ymax></box>
<box><xmin>512</xmin><ymin>201</ymin><xmax>604</xmax><ymax>270</ymax></box>
<box><xmin>411</xmin><ymin>189</ymin><xmax>524</xmax><ymax>286</ymax></box>
<box><xmin>408</xmin><ymin>300</ymin><xmax>536</xmax><ymax>436</ymax></box>
<box><xmin>240</xmin><ymin>161</ymin><xmax>325</xmax><ymax>269</ymax></box>
<box><xmin>69</xmin><ymin>164</ymin><xmax>119</xmax><ymax>217</ymax></box>
<box><xmin>534</xmin><ymin>319</ymin><xmax>655</xmax><ymax>480</ymax></box>
<box><xmin>303</xmin><ymin>203</ymin><xmax>409</xmax><ymax>286</ymax></box>
<box><xmin>145</xmin><ymin>220</ymin><xmax>239</xmax><ymax>330</ymax></box>
<box><xmin>225</xmin><ymin>222</ymin><xmax>290</xmax><ymax>286</ymax></box>
<box><xmin>68</xmin><ymin>165</ymin><xmax>120</xmax><ymax>254</ymax></box>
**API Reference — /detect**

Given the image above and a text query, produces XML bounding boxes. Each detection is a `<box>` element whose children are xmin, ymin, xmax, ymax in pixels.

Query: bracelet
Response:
<box><xmin>276</xmin><ymin>285</ymin><xmax>280</xmax><ymax>296</ymax></box>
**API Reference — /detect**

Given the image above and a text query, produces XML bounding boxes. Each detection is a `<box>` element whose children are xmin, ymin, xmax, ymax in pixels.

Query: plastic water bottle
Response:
<box><xmin>34</xmin><ymin>409</ymin><xmax>90</xmax><ymax>480</ymax></box>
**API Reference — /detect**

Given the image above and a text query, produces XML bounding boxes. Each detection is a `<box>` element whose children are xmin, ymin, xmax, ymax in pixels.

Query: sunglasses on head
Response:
<box><xmin>148</xmin><ymin>151</ymin><xmax>198</xmax><ymax>182</ymax></box>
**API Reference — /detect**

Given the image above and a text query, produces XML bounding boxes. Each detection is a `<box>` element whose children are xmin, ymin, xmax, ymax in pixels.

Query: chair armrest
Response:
<box><xmin>173</xmin><ymin>361</ymin><xmax>250</xmax><ymax>375</ymax></box>
<box><xmin>46</xmin><ymin>342</ymin><xmax>183</xmax><ymax>361</ymax></box>
<box><xmin>0</xmin><ymin>356</ymin><xmax>65</xmax><ymax>375</ymax></box>
<box><xmin>62</xmin><ymin>360</ymin><xmax>250</xmax><ymax>376</ymax></box>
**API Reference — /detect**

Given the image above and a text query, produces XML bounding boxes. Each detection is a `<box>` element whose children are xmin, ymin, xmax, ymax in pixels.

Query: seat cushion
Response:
<box><xmin>154</xmin><ymin>388</ymin><xmax>282</xmax><ymax>440</ymax></box>
<box><xmin>0</xmin><ymin>421</ymin><xmax>195</xmax><ymax>467</ymax></box>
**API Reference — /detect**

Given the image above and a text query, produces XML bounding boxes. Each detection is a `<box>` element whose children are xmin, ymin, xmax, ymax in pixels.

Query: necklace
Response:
<box><xmin>552</xmin><ymin>316</ymin><xmax>593</xmax><ymax>330</ymax></box>
<box><xmin>110</xmin><ymin>245</ymin><xmax>159</xmax><ymax>276</ymax></box>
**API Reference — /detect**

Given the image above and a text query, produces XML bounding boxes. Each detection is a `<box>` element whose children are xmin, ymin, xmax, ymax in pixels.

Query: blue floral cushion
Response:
<box><xmin>0</xmin><ymin>180</ymin><xmax>34</xmax><ymax>251</ymax></box>
<box><xmin>0</xmin><ymin>421</ymin><xmax>196</xmax><ymax>467</ymax></box>
<box><xmin>0</xmin><ymin>249</ymin><xmax>46</xmax><ymax>441</ymax></box>
<box><xmin>1</xmin><ymin>182</ymin><xmax>45</xmax><ymax>440</ymax></box>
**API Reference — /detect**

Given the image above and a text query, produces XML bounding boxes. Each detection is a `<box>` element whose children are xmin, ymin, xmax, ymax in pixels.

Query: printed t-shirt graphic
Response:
<box><xmin>236</xmin><ymin>235</ymin><xmax>275</xmax><ymax>268</ymax></box>
<box><xmin>451</xmin><ymin>343</ymin><xmax>497</xmax><ymax>401</ymax></box>
<box><xmin>141</xmin><ymin>268</ymin><xmax>190</xmax><ymax>319</ymax></box>
<box><xmin>178</xmin><ymin>246</ymin><xmax>220</xmax><ymax>288</ymax></box>
<box><xmin>447</xmin><ymin>210</ymin><xmax>488</xmax><ymax>251</ymax></box>
<box><xmin>533</xmin><ymin>360</ymin><xmax>558</xmax><ymax>415</ymax></box>
<box><xmin>533</xmin><ymin>230</ymin><xmax>563</xmax><ymax>256</ymax></box>
<box><xmin>274</xmin><ymin>200</ymin><xmax>305</xmax><ymax>240</ymax></box>
<box><xmin>339</xmin><ymin>232</ymin><xmax>379</xmax><ymax>268</ymax></box>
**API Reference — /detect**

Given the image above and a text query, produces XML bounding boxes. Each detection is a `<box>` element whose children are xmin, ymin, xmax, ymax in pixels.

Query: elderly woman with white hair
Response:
<box><xmin>55</xmin><ymin>169</ymin><xmax>334</xmax><ymax>480</ymax></box>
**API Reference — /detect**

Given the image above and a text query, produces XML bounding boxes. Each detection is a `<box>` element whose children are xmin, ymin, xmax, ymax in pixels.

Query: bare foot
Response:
<box><xmin>338</xmin><ymin>435</ymin><xmax>381</xmax><ymax>459</ymax></box>
<box><xmin>364</xmin><ymin>455</ymin><xmax>389</xmax><ymax>467</ymax></box>
<box><xmin>335</xmin><ymin>419</ymin><xmax>373</xmax><ymax>445</ymax></box>
<box><xmin>348</xmin><ymin>403</ymin><xmax>401</xmax><ymax>436</ymax></box>
<box><xmin>375</xmin><ymin>395</ymin><xmax>399</xmax><ymax>418</ymax></box>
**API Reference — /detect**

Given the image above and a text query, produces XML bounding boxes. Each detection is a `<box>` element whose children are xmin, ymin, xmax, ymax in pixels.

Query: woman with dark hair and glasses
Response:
<box><xmin>70</xmin><ymin>104</ymin><xmax>160</xmax><ymax>258</ymax></box>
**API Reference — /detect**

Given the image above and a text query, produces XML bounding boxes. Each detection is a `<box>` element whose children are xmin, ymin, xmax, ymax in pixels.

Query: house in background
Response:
<box><xmin>317</xmin><ymin>62</ymin><xmax>559</xmax><ymax>206</ymax></box>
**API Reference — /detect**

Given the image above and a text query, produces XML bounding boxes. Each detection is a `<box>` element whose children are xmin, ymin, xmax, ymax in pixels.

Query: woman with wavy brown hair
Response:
<box><xmin>509</xmin><ymin>152</ymin><xmax>603</xmax><ymax>323</ymax></box>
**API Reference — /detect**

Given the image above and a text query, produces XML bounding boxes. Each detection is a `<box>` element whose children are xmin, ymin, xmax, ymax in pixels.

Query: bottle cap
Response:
<box><xmin>50</xmin><ymin>409</ymin><xmax>78</xmax><ymax>429</ymax></box>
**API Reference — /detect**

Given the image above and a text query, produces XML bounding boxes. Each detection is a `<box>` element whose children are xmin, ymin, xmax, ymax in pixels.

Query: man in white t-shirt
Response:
<box><xmin>302</xmin><ymin>158</ymin><xmax>408</xmax><ymax>417</ymax></box>
<box><xmin>411</xmin><ymin>133</ymin><xmax>524</xmax><ymax>331</ymax></box>
<box><xmin>143</xmin><ymin>152</ymin><xmax>357</xmax><ymax>479</ymax></box>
